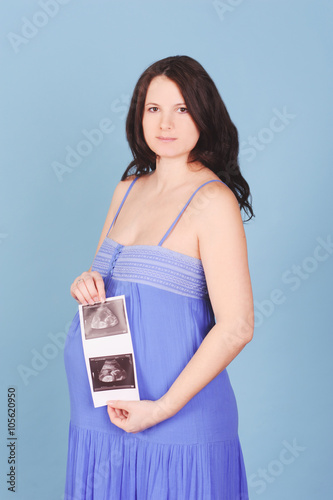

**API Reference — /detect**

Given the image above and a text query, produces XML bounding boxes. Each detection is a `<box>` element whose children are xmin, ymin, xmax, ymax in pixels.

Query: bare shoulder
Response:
<box><xmin>195</xmin><ymin>177</ymin><xmax>241</xmax><ymax>227</ymax></box>
<box><xmin>115</xmin><ymin>173</ymin><xmax>137</xmax><ymax>193</ymax></box>
<box><xmin>108</xmin><ymin>173</ymin><xmax>136</xmax><ymax>206</ymax></box>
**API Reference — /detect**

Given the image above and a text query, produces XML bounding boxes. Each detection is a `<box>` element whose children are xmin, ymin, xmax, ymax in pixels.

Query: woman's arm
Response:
<box><xmin>158</xmin><ymin>182</ymin><xmax>254</xmax><ymax>418</ymax></box>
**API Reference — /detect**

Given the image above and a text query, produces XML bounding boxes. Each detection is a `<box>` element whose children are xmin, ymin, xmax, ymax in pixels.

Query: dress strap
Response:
<box><xmin>106</xmin><ymin>176</ymin><xmax>139</xmax><ymax>237</ymax></box>
<box><xmin>158</xmin><ymin>179</ymin><xmax>226</xmax><ymax>246</ymax></box>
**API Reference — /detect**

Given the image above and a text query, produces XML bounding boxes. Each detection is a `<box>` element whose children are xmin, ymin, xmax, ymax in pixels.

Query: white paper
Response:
<box><xmin>78</xmin><ymin>294</ymin><xmax>140</xmax><ymax>408</ymax></box>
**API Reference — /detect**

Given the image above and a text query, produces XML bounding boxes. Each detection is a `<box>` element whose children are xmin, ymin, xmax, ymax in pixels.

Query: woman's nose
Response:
<box><xmin>159</xmin><ymin>113</ymin><xmax>173</xmax><ymax>129</ymax></box>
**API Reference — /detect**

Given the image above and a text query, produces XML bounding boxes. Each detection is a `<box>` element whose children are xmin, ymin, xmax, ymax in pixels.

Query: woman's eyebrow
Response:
<box><xmin>145</xmin><ymin>102</ymin><xmax>186</xmax><ymax>106</ymax></box>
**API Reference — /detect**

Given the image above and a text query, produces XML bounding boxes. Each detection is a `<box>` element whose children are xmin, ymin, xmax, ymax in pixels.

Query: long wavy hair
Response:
<box><xmin>122</xmin><ymin>55</ymin><xmax>254</xmax><ymax>222</ymax></box>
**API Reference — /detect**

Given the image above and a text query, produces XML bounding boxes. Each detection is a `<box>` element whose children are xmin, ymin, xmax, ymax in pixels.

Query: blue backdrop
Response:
<box><xmin>1</xmin><ymin>1</ymin><xmax>332</xmax><ymax>499</ymax></box>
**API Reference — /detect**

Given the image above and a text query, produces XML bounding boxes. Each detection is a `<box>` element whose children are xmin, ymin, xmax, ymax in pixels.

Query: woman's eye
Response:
<box><xmin>147</xmin><ymin>106</ymin><xmax>188</xmax><ymax>113</ymax></box>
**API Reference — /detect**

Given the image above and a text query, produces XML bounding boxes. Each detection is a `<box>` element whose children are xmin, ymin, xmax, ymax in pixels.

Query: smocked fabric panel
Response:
<box><xmin>91</xmin><ymin>238</ymin><xmax>209</xmax><ymax>300</ymax></box>
<box><xmin>90</xmin><ymin>238</ymin><xmax>115</xmax><ymax>278</ymax></box>
<box><xmin>112</xmin><ymin>250</ymin><xmax>208</xmax><ymax>300</ymax></box>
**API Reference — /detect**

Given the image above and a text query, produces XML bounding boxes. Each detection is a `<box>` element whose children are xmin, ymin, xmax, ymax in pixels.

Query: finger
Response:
<box><xmin>71</xmin><ymin>274</ymin><xmax>96</xmax><ymax>305</ymax></box>
<box><xmin>71</xmin><ymin>286</ymin><xmax>88</xmax><ymax>305</ymax></box>
<box><xmin>107</xmin><ymin>402</ymin><xmax>127</xmax><ymax>418</ymax></box>
<box><xmin>108</xmin><ymin>404</ymin><xmax>130</xmax><ymax>422</ymax></box>
<box><xmin>107</xmin><ymin>400</ymin><xmax>129</xmax><ymax>410</ymax></box>
<box><xmin>91</xmin><ymin>272</ymin><xmax>106</xmax><ymax>302</ymax></box>
<box><xmin>113</xmin><ymin>408</ymin><xmax>127</xmax><ymax>420</ymax></box>
<box><xmin>81</xmin><ymin>274</ymin><xmax>100</xmax><ymax>304</ymax></box>
<box><xmin>73</xmin><ymin>280</ymin><xmax>94</xmax><ymax>305</ymax></box>
<box><xmin>70</xmin><ymin>289</ymin><xmax>84</xmax><ymax>304</ymax></box>
<box><xmin>108</xmin><ymin>403</ymin><xmax>122</xmax><ymax>417</ymax></box>
<box><xmin>77</xmin><ymin>276</ymin><xmax>96</xmax><ymax>305</ymax></box>
<box><xmin>107</xmin><ymin>406</ymin><xmax>126</xmax><ymax>425</ymax></box>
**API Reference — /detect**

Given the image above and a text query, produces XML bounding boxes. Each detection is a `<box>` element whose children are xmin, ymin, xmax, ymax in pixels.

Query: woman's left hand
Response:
<box><xmin>106</xmin><ymin>398</ymin><xmax>171</xmax><ymax>434</ymax></box>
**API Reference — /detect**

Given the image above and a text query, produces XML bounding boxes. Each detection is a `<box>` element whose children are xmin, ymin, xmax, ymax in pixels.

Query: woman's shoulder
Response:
<box><xmin>191</xmin><ymin>169</ymin><xmax>239</xmax><ymax>223</ymax></box>
<box><xmin>114</xmin><ymin>174</ymin><xmax>138</xmax><ymax>196</ymax></box>
<box><xmin>117</xmin><ymin>172</ymin><xmax>155</xmax><ymax>196</ymax></box>
<box><xmin>192</xmin><ymin>168</ymin><xmax>232</xmax><ymax>197</ymax></box>
<box><xmin>119</xmin><ymin>173</ymin><xmax>138</xmax><ymax>186</ymax></box>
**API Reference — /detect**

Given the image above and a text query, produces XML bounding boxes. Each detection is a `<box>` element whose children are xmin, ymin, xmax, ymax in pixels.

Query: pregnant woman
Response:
<box><xmin>64</xmin><ymin>55</ymin><xmax>255</xmax><ymax>499</ymax></box>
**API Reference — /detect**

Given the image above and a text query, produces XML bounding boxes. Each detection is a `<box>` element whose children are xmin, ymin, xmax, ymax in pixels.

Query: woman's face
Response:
<box><xmin>142</xmin><ymin>75</ymin><xmax>200</xmax><ymax>161</ymax></box>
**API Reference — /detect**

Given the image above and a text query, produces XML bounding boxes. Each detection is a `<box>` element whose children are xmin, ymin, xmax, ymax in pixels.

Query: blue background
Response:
<box><xmin>1</xmin><ymin>1</ymin><xmax>332</xmax><ymax>499</ymax></box>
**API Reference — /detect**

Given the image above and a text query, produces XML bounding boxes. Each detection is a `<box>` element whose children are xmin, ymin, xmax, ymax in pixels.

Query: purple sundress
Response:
<box><xmin>63</xmin><ymin>176</ymin><xmax>249</xmax><ymax>499</ymax></box>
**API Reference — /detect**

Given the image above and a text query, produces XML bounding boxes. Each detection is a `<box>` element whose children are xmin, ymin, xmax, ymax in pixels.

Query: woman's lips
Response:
<box><xmin>157</xmin><ymin>137</ymin><xmax>177</xmax><ymax>142</ymax></box>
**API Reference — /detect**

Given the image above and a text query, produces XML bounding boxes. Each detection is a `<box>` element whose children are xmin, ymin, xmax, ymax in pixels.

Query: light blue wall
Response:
<box><xmin>1</xmin><ymin>1</ymin><xmax>332</xmax><ymax>498</ymax></box>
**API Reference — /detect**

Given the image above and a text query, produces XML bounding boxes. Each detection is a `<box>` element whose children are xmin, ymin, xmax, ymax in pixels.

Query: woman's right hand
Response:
<box><xmin>70</xmin><ymin>271</ymin><xmax>106</xmax><ymax>305</ymax></box>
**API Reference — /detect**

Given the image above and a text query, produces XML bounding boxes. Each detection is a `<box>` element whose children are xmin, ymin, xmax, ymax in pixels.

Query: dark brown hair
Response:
<box><xmin>122</xmin><ymin>55</ymin><xmax>254</xmax><ymax>222</ymax></box>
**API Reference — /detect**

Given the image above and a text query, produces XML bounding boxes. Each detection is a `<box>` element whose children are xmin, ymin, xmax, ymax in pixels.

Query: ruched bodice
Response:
<box><xmin>92</xmin><ymin>237</ymin><xmax>209</xmax><ymax>300</ymax></box>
